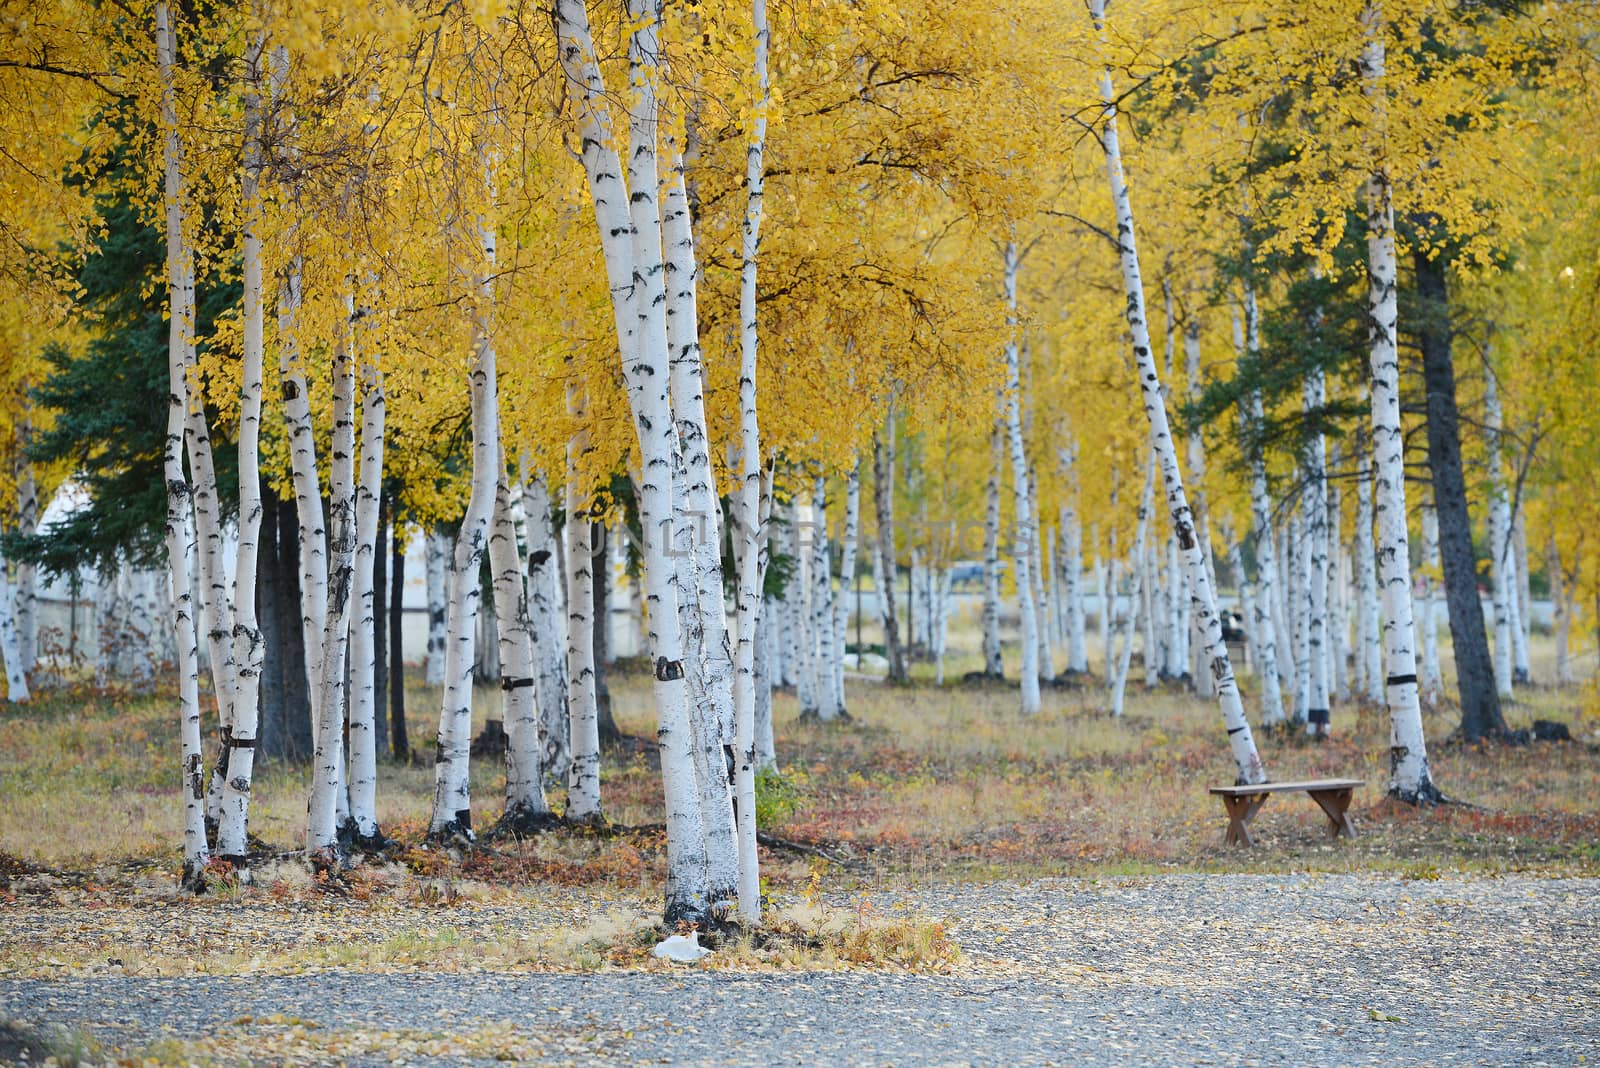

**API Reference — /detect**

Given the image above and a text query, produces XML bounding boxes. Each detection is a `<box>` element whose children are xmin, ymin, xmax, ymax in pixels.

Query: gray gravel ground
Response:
<box><xmin>3</xmin><ymin>873</ymin><xmax>1597</xmax><ymax>1066</ymax></box>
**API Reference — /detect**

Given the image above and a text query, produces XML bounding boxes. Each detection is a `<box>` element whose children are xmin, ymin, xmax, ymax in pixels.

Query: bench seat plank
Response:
<box><xmin>1210</xmin><ymin>778</ymin><xmax>1363</xmax><ymax>796</ymax></box>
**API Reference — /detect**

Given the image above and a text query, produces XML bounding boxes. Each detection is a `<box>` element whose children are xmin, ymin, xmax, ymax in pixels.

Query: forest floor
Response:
<box><xmin>1</xmin><ymin>634</ymin><xmax>1597</xmax><ymax>1062</ymax></box>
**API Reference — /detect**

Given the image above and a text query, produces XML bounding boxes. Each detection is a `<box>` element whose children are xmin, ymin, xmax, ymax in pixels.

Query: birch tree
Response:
<box><xmin>154</xmin><ymin>0</ymin><xmax>208</xmax><ymax>888</ymax></box>
<box><xmin>564</xmin><ymin>386</ymin><xmax>602</xmax><ymax>824</ymax></box>
<box><xmin>345</xmin><ymin>335</ymin><xmax>387</xmax><ymax>849</ymax></box>
<box><xmin>489</xmin><ymin>453</ymin><xmax>553</xmax><ymax>834</ymax></box>
<box><xmin>1241</xmin><ymin>283</ymin><xmax>1285</xmax><ymax>728</ymax></box>
<box><xmin>1088</xmin><ymin>0</ymin><xmax>1265</xmax><ymax>785</ymax></box>
<box><xmin>519</xmin><ymin>467</ymin><xmax>569</xmax><ymax>783</ymax></box>
<box><xmin>1001</xmin><ymin>243</ymin><xmax>1041</xmax><ymax>714</ymax></box>
<box><xmin>1301</xmin><ymin>369</ymin><xmax>1331</xmax><ymax>737</ymax></box>
<box><xmin>306</xmin><ymin>309</ymin><xmax>358</xmax><ymax>857</ymax></box>
<box><xmin>555</xmin><ymin>0</ymin><xmax>728</xmax><ymax>922</ymax></box>
<box><xmin>1109</xmin><ymin>455</ymin><xmax>1155</xmax><ymax>718</ymax></box>
<box><xmin>1358</xmin><ymin>0</ymin><xmax>1439</xmax><ymax>803</ymax></box>
<box><xmin>0</xmin><ymin>544</ymin><xmax>29</xmax><ymax>703</ymax></box>
<box><xmin>216</xmin><ymin>27</ymin><xmax>268</xmax><ymax>863</ymax></box>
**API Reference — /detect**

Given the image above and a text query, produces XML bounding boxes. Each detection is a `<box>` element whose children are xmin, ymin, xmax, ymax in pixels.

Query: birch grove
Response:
<box><xmin>10</xmin><ymin>0</ymin><xmax>1595</xmax><ymax>914</ymax></box>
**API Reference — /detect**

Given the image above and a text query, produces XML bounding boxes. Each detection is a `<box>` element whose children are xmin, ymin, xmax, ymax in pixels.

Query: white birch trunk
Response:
<box><xmin>490</xmin><ymin>455</ymin><xmax>552</xmax><ymax>831</ymax></box>
<box><xmin>1183</xmin><ymin>318</ymin><xmax>1215</xmax><ymax>697</ymax></box>
<box><xmin>1361</xmin><ymin>0</ymin><xmax>1438</xmax><ymax>802</ymax></box>
<box><xmin>1356</xmin><ymin>441</ymin><xmax>1384</xmax><ymax>704</ymax></box>
<box><xmin>1548</xmin><ymin>537</ymin><xmax>1573</xmax><ymax>687</ymax></box>
<box><xmin>1141</xmin><ymin>533</ymin><xmax>1159</xmax><ymax>689</ymax></box>
<box><xmin>519</xmin><ymin>467</ymin><xmax>569</xmax><ymax>783</ymax></box>
<box><xmin>872</xmin><ymin>409</ymin><xmax>905</xmax><ymax>682</ymax></box>
<box><xmin>981</xmin><ymin>419</ymin><xmax>1004</xmax><ymax>677</ymax></box>
<box><xmin>556</xmin><ymin>0</ymin><xmax>714</xmax><ymax>921</ymax></box>
<box><xmin>1513</xmin><ymin>509</ymin><xmax>1531</xmax><ymax>684</ymax></box>
<box><xmin>155</xmin><ymin>0</ymin><xmax>207</xmax><ymax>886</ymax></box>
<box><xmin>1098</xmin><ymin>555</ymin><xmax>1112</xmax><ymax>679</ymax></box>
<box><xmin>1043</xmin><ymin>524</ymin><xmax>1056</xmax><ymax>645</ymax></box>
<box><xmin>1486</xmin><ymin>370</ymin><xmax>1514</xmax><ymax>697</ymax></box>
<box><xmin>1060</xmin><ymin>443</ymin><xmax>1088</xmax><ymax>674</ymax></box>
<box><xmin>186</xmin><ymin>381</ymin><xmax>234</xmax><ymax>832</ymax></box>
<box><xmin>0</xmin><ymin>547</ymin><xmax>29</xmax><ymax>702</ymax></box>
<box><xmin>344</xmin><ymin>352</ymin><xmax>386</xmax><ymax>846</ymax></box>
<box><xmin>755</xmin><ymin>597</ymin><xmax>776</xmax><ymax>767</ymax></box>
<box><xmin>424</xmin><ymin>531</ymin><xmax>447</xmax><ymax>687</ymax></box>
<box><xmin>1326</xmin><ymin>452</ymin><xmax>1349</xmax><ymax>705</ymax></box>
<box><xmin>277</xmin><ymin>266</ymin><xmax>328</xmax><ymax>754</ymax></box>
<box><xmin>306</xmin><ymin>309</ymin><xmax>358</xmax><ymax>856</ymax></box>
<box><xmin>427</xmin><ymin>203</ymin><xmax>502</xmax><ymax>841</ymax></box>
<box><xmin>217</xmin><ymin>35</ymin><xmax>267</xmax><ymax>860</ymax></box>
<box><xmin>564</xmin><ymin>401</ymin><xmax>602</xmax><ymax>823</ymax></box>
<box><xmin>833</xmin><ymin>460</ymin><xmax>859</xmax><ymax>717</ymax></box>
<box><xmin>1164</xmin><ymin>536</ymin><xmax>1185</xmax><ymax>680</ymax></box>
<box><xmin>1110</xmin><ymin>457</ymin><xmax>1156</xmax><ymax>718</ymax></box>
<box><xmin>1242</xmin><ymin>287</ymin><xmax>1286</xmax><ymax>727</ymax></box>
<box><xmin>932</xmin><ymin>565</ymin><xmax>952</xmax><ymax>685</ymax></box>
<box><xmin>730</xmin><ymin>0</ymin><xmax>771</xmax><ymax>919</ymax></box>
<box><xmin>1090</xmin><ymin>7</ymin><xmax>1266</xmax><ymax>783</ymax></box>
<box><xmin>793</xmin><ymin>508</ymin><xmax>818</xmax><ymax>714</ymax></box>
<box><xmin>810</xmin><ymin>479</ymin><xmax>839</xmax><ymax>720</ymax></box>
<box><xmin>1287</xmin><ymin>512</ymin><xmax>1310</xmax><ymax>724</ymax></box>
<box><xmin>1420</xmin><ymin>504</ymin><xmax>1443</xmax><ymax>704</ymax></box>
<box><xmin>1302</xmin><ymin>371</ymin><xmax>1331</xmax><ymax>735</ymax></box>
<box><xmin>661</xmin><ymin>119</ymin><xmax>741</xmax><ymax>907</ymax></box>
<box><xmin>1033</xmin><ymin>489</ymin><xmax>1056</xmax><ymax>683</ymax></box>
<box><xmin>12</xmin><ymin>426</ymin><xmax>36</xmax><ymax>675</ymax></box>
<box><xmin>1001</xmin><ymin>243</ymin><xmax>1040</xmax><ymax>715</ymax></box>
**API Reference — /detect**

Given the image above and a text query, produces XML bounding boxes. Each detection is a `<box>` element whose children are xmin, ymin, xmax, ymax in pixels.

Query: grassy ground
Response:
<box><xmin>0</xmin><ymin>623</ymin><xmax>1595</xmax><ymax>979</ymax></box>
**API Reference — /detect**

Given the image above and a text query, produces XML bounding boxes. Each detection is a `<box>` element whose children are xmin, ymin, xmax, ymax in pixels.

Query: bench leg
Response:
<box><xmin>1308</xmin><ymin>788</ymin><xmax>1356</xmax><ymax>839</ymax></box>
<box><xmin>1220</xmin><ymin>793</ymin><xmax>1268</xmax><ymax>847</ymax></box>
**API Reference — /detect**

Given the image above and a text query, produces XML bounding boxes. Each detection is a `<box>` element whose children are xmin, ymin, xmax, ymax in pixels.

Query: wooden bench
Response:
<box><xmin>1209</xmin><ymin>779</ymin><xmax>1363</xmax><ymax>847</ymax></box>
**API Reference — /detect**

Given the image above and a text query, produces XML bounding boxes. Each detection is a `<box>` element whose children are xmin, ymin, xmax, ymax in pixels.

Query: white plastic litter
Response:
<box><xmin>652</xmin><ymin>932</ymin><xmax>713</xmax><ymax>963</ymax></box>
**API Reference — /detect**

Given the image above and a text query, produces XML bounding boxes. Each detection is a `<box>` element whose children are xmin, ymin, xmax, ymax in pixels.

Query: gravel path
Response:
<box><xmin>3</xmin><ymin>873</ymin><xmax>1597</xmax><ymax>1065</ymax></box>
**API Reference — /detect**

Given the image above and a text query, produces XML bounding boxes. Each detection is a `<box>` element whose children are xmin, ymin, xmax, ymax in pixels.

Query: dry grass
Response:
<box><xmin>0</xmin><ymin>624</ymin><xmax>1595</xmax><ymax>914</ymax></box>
